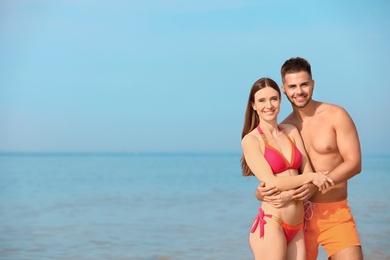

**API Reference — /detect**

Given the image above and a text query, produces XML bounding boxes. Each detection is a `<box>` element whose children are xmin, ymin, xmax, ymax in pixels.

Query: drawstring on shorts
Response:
<box><xmin>304</xmin><ymin>201</ymin><xmax>316</xmax><ymax>229</ymax></box>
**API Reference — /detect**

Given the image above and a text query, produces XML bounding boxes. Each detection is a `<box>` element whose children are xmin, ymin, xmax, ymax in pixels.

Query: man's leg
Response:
<box><xmin>329</xmin><ymin>246</ymin><xmax>363</xmax><ymax>260</ymax></box>
<box><xmin>304</xmin><ymin>230</ymin><xmax>319</xmax><ymax>260</ymax></box>
<box><xmin>317</xmin><ymin>201</ymin><xmax>361</xmax><ymax>260</ymax></box>
<box><xmin>303</xmin><ymin>202</ymin><xmax>320</xmax><ymax>260</ymax></box>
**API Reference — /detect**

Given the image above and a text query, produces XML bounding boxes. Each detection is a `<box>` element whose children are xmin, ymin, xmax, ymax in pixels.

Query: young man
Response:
<box><xmin>256</xmin><ymin>57</ymin><xmax>362</xmax><ymax>260</ymax></box>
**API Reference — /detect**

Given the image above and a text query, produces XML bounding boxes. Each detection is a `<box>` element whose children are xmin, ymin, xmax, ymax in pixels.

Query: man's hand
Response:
<box><xmin>255</xmin><ymin>182</ymin><xmax>295</xmax><ymax>208</ymax></box>
<box><xmin>264</xmin><ymin>190</ymin><xmax>294</xmax><ymax>208</ymax></box>
<box><xmin>254</xmin><ymin>182</ymin><xmax>280</xmax><ymax>201</ymax></box>
<box><xmin>291</xmin><ymin>183</ymin><xmax>317</xmax><ymax>201</ymax></box>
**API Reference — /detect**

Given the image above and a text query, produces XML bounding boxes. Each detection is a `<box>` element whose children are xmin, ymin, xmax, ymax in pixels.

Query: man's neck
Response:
<box><xmin>292</xmin><ymin>100</ymin><xmax>319</xmax><ymax>121</ymax></box>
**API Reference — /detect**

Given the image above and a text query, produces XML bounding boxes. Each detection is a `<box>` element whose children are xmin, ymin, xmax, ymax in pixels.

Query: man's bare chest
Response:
<box><xmin>299</xmin><ymin>122</ymin><xmax>338</xmax><ymax>155</ymax></box>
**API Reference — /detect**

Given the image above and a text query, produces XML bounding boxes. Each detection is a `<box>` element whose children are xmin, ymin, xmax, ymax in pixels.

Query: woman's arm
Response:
<box><xmin>242</xmin><ymin>134</ymin><xmax>325</xmax><ymax>191</ymax></box>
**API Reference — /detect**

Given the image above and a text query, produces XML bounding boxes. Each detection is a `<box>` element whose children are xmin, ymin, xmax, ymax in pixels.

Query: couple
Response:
<box><xmin>241</xmin><ymin>57</ymin><xmax>362</xmax><ymax>260</ymax></box>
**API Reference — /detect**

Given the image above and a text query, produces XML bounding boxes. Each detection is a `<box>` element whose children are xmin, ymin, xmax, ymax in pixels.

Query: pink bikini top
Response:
<box><xmin>257</xmin><ymin>125</ymin><xmax>302</xmax><ymax>174</ymax></box>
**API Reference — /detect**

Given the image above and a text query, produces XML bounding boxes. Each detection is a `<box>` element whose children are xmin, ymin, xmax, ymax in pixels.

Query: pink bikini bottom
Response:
<box><xmin>251</xmin><ymin>208</ymin><xmax>303</xmax><ymax>244</ymax></box>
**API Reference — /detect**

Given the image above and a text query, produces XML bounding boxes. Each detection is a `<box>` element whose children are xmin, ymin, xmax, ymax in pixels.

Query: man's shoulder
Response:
<box><xmin>318</xmin><ymin>101</ymin><xmax>344</xmax><ymax>111</ymax></box>
<box><xmin>318</xmin><ymin>102</ymin><xmax>349</xmax><ymax>117</ymax></box>
<box><xmin>279</xmin><ymin>123</ymin><xmax>300</xmax><ymax>138</ymax></box>
<box><xmin>279</xmin><ymin>122</ymin><xmax>298</xmax><ymax>132</ymax></box>
<box><xmin>281</xmin><ymin>112</ymin><xmax>296</xmax><ymax>124</ymax></box>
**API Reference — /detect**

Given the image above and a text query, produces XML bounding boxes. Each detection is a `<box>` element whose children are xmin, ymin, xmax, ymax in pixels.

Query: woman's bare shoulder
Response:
<box><xmin>242</xmin><ymin>130</ymin><xmax>261</xmax><ymax>147</ymax></box>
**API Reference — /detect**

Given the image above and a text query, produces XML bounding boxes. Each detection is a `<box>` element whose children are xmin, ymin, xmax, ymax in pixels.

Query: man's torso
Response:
<box><xmin>284</xmin><ymin>102</ymin><xmax>348</xmax><ymax>202</ymax></box>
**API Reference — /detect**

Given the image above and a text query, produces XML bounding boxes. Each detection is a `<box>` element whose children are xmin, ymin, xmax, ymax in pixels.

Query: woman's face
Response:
<box><xmin>252</xmin><ymin>86</ymin><xmax>281</xmax><ymax>122</ymax></box>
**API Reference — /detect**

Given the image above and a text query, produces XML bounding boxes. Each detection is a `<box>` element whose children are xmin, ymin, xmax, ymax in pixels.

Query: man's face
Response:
<box><xmin>282</xmin><ymin>71</ymin><xmax>314</xmax><ymax>108</ymax></box>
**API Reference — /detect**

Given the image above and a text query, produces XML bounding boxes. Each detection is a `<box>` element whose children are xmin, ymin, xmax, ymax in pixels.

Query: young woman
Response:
<box><xmin>241</xmin><ymin>77</ymin><xmax>334</xmax><ymax>260</ymax></box>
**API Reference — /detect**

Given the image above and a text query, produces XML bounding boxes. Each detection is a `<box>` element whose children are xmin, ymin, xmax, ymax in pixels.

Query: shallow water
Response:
<box><xmin>0</xmin><ymin>153</ymin><xmax>389</xmax><ymax>259</ymax></box>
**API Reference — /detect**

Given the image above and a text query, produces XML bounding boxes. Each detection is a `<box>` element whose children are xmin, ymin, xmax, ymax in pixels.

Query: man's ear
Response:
<box><xmin>281</xmin><ymin>84</ymin><xmax>286</xmax><ymax>94</ymax></box>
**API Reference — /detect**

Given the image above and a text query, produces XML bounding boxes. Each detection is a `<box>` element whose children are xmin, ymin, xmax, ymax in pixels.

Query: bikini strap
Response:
<box><xmin>278</xmin><ymin>125</ymin><xmax>288</xmax><ymax>137</ymax></box>
<box><xmin>279</xmin><ymin>126</ymin><xmax>294</xmax><ymax>143</ymax></box>
<box><xmin>257</xmin><ymin>125</ymin><xmax>286</xmax><ymax>143</ymax></box>
<box><xmin>251</xmin><ymin>208</ymin><xmax>273</xmax><ymax>238</ymax></box>
<box><xmin>251</xmin><ymin>208</ymin><xmax>283</xmax><ymax>238</ymax></box>
<box><xmin>256</xmin><ymin>125</ymin><xmax>269</xmax><ymax>143</ymax></box>
<box><xmin>271</xmin><ymin>215</ymin><xmax>283</xmax><ymax>225</ymax></box>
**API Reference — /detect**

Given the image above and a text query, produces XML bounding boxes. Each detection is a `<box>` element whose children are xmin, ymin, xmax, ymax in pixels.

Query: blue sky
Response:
<box><xmin>0</xmin><ymin>0</ymin><xmax>389</xmax><ymax>155</ymax></box>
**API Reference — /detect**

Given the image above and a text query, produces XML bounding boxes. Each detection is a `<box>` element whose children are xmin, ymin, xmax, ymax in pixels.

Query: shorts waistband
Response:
<box><xmin>309</xmin><ymin>199</ymin><xmax>348</xmax><ymax>210</ymax></box>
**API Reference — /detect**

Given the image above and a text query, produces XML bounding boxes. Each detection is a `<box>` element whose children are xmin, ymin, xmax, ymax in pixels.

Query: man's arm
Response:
<box><xmin>326</xmin><ymin>108</ymin><xmax>362</xmax><ymax>183</ymax></box>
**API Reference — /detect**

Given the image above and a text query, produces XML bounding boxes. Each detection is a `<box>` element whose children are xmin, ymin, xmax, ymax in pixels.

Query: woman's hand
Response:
<box><xmin>311</xmin><ymin>172</ymin><xmax>334</xmax><ymax>191</ymax></box>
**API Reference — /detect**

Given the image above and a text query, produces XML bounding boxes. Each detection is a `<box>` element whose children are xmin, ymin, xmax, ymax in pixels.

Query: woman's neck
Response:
<box><xmin>259</xmin><ymin>120</ymin><xmax>279</xmax><ymax>137</ymax></box>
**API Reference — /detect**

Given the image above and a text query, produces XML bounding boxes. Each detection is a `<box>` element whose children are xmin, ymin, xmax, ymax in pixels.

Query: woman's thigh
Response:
<box><xmin>249</xmin><ymin>220</ymin><xmax>286</xmax><ymax>260</ymax></box>
<box><xmin>287</xmin><ymin>229</ymin><xmax>306</xmax><ymax>260</ymax></box>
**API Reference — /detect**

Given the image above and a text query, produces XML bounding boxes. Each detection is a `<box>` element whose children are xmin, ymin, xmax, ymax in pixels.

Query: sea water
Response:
<box><xmin>0</xmin><ymin>153</ymin><xmax>389</xmax><ymax>260</ymax></box>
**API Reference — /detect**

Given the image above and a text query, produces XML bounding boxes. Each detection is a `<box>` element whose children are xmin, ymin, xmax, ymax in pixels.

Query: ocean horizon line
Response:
<box><xmin>0</xmin><ymin>151</ymin><xmax>243</xmax><ymax>157</ymax></box>
<box><xmin>0</xmin><ymin>151</ymin><xmax>387</xmax><ymax>158</ymax></box>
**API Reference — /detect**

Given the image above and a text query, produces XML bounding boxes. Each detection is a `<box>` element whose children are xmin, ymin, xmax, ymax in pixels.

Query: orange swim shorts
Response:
<box><xmin>303</xmin><ymin>200</ymin><xmax>361</xmax><ymax>260</ymax></box>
